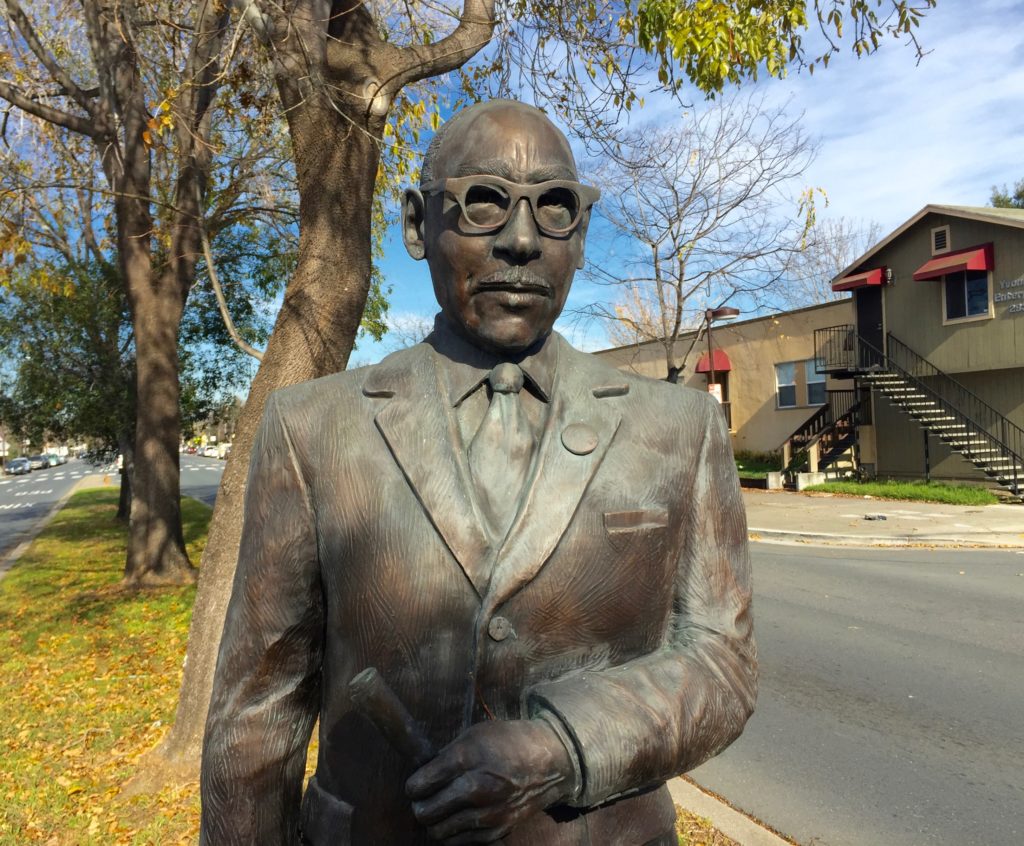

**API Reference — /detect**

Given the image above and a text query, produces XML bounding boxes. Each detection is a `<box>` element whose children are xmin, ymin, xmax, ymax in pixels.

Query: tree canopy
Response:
<box><xmin>990</xmin><ymin>179</ymin><xmax>1024</xmax><ymax>210</ymax></box>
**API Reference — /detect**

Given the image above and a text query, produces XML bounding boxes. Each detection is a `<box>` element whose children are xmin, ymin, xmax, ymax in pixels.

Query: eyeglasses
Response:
<box><xmin>420</xmin><ymin>175</ymin><xmax>601</xmax><ymax>237</ymax></box>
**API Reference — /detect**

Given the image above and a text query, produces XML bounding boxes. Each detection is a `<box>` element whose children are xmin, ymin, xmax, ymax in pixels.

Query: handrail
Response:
<box><xmin>784</xmin><ymin>390</ymin><xmax>858</xmax><ymax>447</ymax></box>
<box><xmin>864</xmin><ymin>333</ymin><xmax>1022</xmax><ymax>493</ymax></box>
<box><xmin>782</xmin><ymin>390</ymin><xmax>864</xmax><ymax>472</ymax></box>
<box><xmin>885</xmin><ymin>334</ymin><xmax>1024</xmax><ymax>441</ymax></box>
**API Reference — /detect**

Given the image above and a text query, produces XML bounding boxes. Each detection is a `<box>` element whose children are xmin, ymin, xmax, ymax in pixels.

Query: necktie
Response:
<box><xmin>469</xmin><ymin>362</ymin><xmax>535</xmax><ymax>541</ymax></box>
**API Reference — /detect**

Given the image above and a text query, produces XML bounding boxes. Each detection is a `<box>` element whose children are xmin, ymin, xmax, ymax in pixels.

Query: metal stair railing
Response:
<box><xmin>862</xmin><ymin>333</ymin><xmax>1023</xmax><ymax>494</ymax></box>
<box><xmin>782</xmin><ymin>390</ymin><xmax>863</xmax><ymax>472</ymax></box>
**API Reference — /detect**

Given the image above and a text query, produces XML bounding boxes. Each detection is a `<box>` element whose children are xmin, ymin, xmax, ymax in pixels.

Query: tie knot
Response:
<box><xmin>488</xmin><ymin>362</ymin><xmax>524</xmax><ymax>394</ymax></box>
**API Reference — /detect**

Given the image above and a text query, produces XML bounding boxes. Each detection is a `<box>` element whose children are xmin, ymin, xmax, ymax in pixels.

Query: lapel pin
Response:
<box><xmin>561</xmin><ymin>423</ymin><xmax>598</xmax><ymax>456</ymax></box>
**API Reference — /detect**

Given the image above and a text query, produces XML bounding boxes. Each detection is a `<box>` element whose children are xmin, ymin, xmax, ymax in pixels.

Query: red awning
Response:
<box><xmin>696</xmin><ymin>349</ymin><xmax>732</xmax><ymax>373</ymax></box>
<box><xmin>832</xmin><ymin>266</ymin><xmax>885</xmax><ymax>292</ymax></box>
<box><xmin>913</xmin><ymin>243</ymin><xmax>994</xmax><ymax>281</ymax></box>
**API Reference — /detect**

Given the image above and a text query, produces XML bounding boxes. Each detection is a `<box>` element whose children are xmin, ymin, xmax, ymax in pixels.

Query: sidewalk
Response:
<box><xmin>743</xmin><ymin>488</ymin><xmax>1024</xmax><ymax>548</ymax></box>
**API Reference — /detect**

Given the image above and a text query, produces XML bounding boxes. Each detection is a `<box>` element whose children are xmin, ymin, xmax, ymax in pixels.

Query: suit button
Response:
<box><xmin>488</xmin><ymin>616</ymin><xmax>512</xmax><ymax>642</ymax></box>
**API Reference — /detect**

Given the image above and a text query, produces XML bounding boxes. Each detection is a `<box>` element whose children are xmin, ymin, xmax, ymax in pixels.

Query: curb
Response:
<box><xmin>669</xmin><ymin>777</ymin><xmax>793</xmax><ymax>846</ymax></box>
<box><xmin>748</xmin><ymin>527</ymin><xmax>1024</xmax><ymax>549</ymax></box>
<box><xmin>0</xmin><ymin>473</ymin><xmax>113</xmax><ymax>581</ymax></box>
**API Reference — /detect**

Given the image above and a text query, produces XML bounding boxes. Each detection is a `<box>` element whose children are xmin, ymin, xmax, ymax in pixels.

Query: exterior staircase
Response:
<box><xmin>814</xmin><ymin>326</ymin><xmax>1024</xmax><ymax>498</ymax></box>
<box><xmin>782</xmin><ymin>389</ymin><xmax>865</xmax><ymax>479</ymax></box>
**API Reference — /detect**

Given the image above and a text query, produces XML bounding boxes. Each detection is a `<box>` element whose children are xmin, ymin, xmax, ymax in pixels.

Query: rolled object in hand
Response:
<box><xmin>348</xmin><ymin>667</ymin><xmax>436</xmax><ymax>768</ymax></box>
<box><xmin>349</xmin><ymin>668</ymin><xmax>508</xmax><ymax>845</ymax></box>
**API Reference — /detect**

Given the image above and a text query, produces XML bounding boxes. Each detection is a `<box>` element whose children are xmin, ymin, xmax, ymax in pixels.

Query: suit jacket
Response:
<box><xmin>200</xmin><ymin>332</ymin><xmax>756</xmax><ymax>846</ymax></box>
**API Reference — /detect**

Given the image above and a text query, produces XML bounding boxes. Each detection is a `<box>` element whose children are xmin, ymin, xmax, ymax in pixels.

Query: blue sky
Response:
<box><xmin>353</xmin><ymin>0</ymin><xmax>1024</xmax><ymax>365</ymax></box>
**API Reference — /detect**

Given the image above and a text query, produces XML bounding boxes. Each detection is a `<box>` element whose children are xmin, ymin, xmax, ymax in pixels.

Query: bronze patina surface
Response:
<box><xmin>200</xmin><ymin>100</ymin><xmax>757</xmax><ymax>846</ymax></box>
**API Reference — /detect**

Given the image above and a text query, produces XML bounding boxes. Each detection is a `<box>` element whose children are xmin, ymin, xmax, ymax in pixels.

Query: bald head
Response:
<box><xmin>420</xmin><ymin>100</ymin><xmax>578</xmax><ymax>187</ymax></box>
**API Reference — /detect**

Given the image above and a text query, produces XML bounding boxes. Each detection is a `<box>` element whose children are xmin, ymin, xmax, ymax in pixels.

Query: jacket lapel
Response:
<box><xmin>484</xmin><ymin>347</ymin><xmax>622</xmax><ymax>609</ymax></box>
<box><xmin>367</xmin><ymin>347</ymin><xmax>493</xmax><ymax>596</ymax></box>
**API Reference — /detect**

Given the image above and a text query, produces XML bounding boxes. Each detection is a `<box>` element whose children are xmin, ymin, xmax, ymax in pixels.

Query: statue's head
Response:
<box><xmin>403</xmin><ymin>100</ymin><xmax>599</xmax><ymax>355</ymax></box>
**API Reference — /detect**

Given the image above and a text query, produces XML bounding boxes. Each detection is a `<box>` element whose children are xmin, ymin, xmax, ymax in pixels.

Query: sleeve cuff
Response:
<box><xmin>534</xmin><ymin>709</ymin><xmax>585</xmax><ymax>805</ymax></box>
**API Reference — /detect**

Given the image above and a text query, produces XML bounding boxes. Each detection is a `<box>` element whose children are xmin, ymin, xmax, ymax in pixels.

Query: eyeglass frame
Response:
<box><xmin>419</xmin><ymin>174</ymin><xmax>601</xmax><ymax>237</ymax></box>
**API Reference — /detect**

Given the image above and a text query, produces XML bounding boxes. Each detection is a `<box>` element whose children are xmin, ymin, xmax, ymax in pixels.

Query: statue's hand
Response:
<box><xmin>406</xmin><ymin>719</ymin><xmax>575</xmax><ymax>844</ymax></box>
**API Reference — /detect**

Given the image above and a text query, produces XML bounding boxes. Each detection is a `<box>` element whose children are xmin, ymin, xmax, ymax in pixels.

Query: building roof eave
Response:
<box><xmin>830</xmin><ymin>204</ymin><xmax>1024</xmax><ymax>286</ymax></box>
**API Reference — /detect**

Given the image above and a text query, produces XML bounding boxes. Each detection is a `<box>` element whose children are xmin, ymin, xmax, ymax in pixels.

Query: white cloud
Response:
<box><xmin>757</xmin><ymin>0</ymin><xmax>1024</xmax><ymax>229</ymax></box>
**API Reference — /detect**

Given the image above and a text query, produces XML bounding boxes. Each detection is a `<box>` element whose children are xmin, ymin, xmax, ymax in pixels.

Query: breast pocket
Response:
<box><xmin>603</xmin><ymin>508</ymin><xmax>670</xmax><ymax>554</ymax></box>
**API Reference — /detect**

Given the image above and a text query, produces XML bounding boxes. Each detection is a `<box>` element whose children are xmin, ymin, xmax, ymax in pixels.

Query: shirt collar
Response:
<box><xmin>424</xmin><ymin>314</ymin><xmax>557</xmax><ymax>407</ymax></box>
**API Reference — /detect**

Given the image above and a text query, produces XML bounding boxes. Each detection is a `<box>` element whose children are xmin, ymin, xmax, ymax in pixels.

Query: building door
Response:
<box><xmin>855</xmin><ymin>286</ymin><xmax>884</xmax><ymax>361</ymax></box>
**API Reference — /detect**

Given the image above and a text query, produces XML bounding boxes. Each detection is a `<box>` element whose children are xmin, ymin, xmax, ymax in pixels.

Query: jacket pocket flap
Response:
<box><xmin>603</xmin><ymin>508</ymin><xmax>669</xmax><ymax>533</ymax></box>
<box><xmin>301</xmin><ymin>775</ymin><xmax>353</xmax><ymax>845</ymax></box>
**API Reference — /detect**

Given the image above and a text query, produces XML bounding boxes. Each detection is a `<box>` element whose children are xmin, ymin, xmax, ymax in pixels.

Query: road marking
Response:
<box><xmin>15</xmin><ymin>489</ymin><xmax>52</xmax><ymax>497</ymax></box>
<box><xmin>0</xmin><ymin>502</ymin><xmax>32</xmax><ymax>510</ymax></box>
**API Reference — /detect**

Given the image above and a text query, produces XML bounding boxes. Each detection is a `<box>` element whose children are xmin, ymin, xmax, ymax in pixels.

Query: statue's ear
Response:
<box><xmin>575</xmin><ymin>210</ymin><xmax>592</xmax><ymax>270</ymax></box>
<box><xmin>402</xmin><ymin>188</ymin><xmax>426</xmax><ymax>261</ymax></box>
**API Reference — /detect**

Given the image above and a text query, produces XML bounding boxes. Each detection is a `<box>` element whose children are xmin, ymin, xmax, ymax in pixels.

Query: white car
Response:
<box><xmin>203</xmin><ymin>445</ymin><xmax>219</xmax><ymax>458</ymax></box>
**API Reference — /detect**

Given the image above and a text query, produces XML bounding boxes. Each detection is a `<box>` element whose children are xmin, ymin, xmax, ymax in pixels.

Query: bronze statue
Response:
<box><xmin>200</xmin><ymin>99</ymin><xmax>756</xmax><ymax>846</ymax></box>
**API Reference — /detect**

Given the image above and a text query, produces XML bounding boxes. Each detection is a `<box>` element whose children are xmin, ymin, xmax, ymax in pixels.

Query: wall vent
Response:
<box><xmin>931</xmin><ymin>225</ymin><xmax>951</xmax><ymax>255</ymax></box>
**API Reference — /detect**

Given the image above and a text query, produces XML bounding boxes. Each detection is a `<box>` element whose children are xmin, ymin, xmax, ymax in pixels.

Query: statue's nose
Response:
<box><xmin>493</xmin><ymin>198</ymin><xmax>541</xmax><ymax>262</ymax></box>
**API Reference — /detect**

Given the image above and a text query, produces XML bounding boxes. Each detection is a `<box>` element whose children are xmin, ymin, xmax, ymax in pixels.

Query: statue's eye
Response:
<box><xmin>535</xmin><ymin>187</ymin><xmax>578</xmax><ymax>231</ymax></box>
<box><xmin>463</xmin><ymin>183</ymin><xmax>510</xmax><ymax>226</ymax></box>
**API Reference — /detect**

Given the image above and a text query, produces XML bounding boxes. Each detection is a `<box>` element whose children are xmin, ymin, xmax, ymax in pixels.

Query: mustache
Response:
<box><xmin>474</xmin><ymin>267</ymin><xmax>553</xmax><ymax>296</ymax></box>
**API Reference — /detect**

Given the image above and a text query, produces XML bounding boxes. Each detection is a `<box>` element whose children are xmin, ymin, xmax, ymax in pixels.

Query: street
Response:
<box><xmin>0</xmin><ymin>458</ymin><xmax>97</xmax><ymax>561</ymax></box>
<box><xmin>0</xmin><ymin>454</ymin><xmax>225</xmax><ymax>561</ymax></box>
<box><xmin>690</xmin><ymin>542</ymin><xmax>1024</xmax><ymax>846</ymax></box>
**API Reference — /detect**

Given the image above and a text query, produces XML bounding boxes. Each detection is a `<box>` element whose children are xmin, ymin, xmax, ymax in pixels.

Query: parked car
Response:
<box><xmin>203</xmin><ymin>445</ymin><xmax>219</xmax><ymax>458</ymax></box>
<box><xmin>5</xmin><ymin>457</ymin><xmax>30</xmax><ymax>475</ymax></box>
<box><xmin>28</xmin><ymin>454</ymin><xmax>47</xmax><ymax>470</ymax></box>
<box><xmin>217</xmin><ymin>443</ymin><xmax>232</xmax><ymax>459</ymax></box>
<box><xmin>46</xmin><ymin>454</ymin><xmax>60</xmax><ymax>467</ymax></box>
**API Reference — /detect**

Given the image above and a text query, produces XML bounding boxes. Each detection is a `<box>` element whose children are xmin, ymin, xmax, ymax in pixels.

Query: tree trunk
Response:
<box><xmin>117</xmin><ymin>433</ymin><xmax>134</xmax><ymax>522</ymax></box>
<box><xmin>157</xmin><ymin>98</ymin><xmax>379</xmax><ymax>768</ymax></box>
<box><xmin>122</xmin><ymin>278</ymin><xmax>195</xmax><ymax>586</ymax></box>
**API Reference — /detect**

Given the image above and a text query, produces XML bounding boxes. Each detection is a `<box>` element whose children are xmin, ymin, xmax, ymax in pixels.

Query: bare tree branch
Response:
<box><xmin>0</xmin><ymin>78</ymin><xmax>96</xmax><ymax>135</ymax></box>
<box><xmin>581</xmin><ymin>93</ymin><xmax>817</xmax><ymax>378</ymax></box>
<box><xmin>197</xmin><ymin>183</ymin><xmax>265</xmax><ymax>362</ymax></box>
<box><xmin>2</xmin><ymin>0</ymin><xmax>97</xmax><ymax>113</ymax></box>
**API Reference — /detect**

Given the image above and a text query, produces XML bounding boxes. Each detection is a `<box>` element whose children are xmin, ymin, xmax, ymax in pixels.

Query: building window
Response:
<box><xmin>944</xmin><ymin>269</ymin><xmax>990</xmax><ymax>321</ymax></box>
<box><xmin>805</xmin><ymin>360</ymin><xmax>826</xmax><ymax>405</ymax></box>
<box><xmin>775</xmin><ymin>362</ymin><xmax>796</xmax><ymax>408</ymax></box>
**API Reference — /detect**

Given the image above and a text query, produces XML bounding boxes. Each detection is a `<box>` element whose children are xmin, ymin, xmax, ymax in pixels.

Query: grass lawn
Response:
<box><xmin>734</xmin><ymin>451</ymin><xmax>781</xmax><ymax>480</ymax></box>
<box><xmin>804</xmin><ymin>479</ymin><xmax>1000</xmax><ymax>506</ymax></box>
<box><xmin>0</xmin><ymin>487</ymin><xmax>737</xmax><ymax>845</ymax></box>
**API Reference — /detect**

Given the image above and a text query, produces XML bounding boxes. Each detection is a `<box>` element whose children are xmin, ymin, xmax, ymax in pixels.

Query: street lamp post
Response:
<box><xmin>705</xmin><ymin>306</ymin><xmax>741</xmax><ymax>402</ymax></box>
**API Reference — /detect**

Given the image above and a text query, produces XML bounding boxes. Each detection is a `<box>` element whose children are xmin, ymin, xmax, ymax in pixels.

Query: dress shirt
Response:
<box><xmin>424</xmin><ymin>315</ymin><xmax>557</xmax><ymax>450</ymax></box>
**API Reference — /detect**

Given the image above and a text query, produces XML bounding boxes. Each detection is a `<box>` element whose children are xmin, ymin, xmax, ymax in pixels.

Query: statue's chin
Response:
<box><xmin>468</xmin><ymin>322</ymin><xmax>548</xmax><ymax>357</ymax></box>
